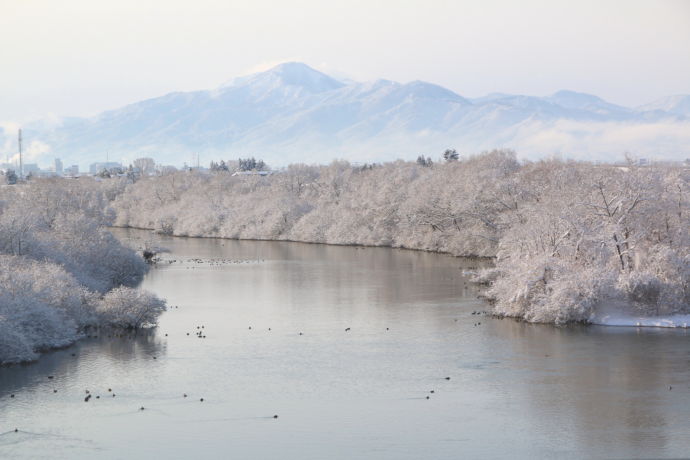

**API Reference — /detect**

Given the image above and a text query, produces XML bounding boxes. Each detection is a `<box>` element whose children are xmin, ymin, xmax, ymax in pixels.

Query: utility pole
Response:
<box><xmin>18</xmin><ymin>129</ymin><xmax>23</xmax><ymax>180</ymax></box>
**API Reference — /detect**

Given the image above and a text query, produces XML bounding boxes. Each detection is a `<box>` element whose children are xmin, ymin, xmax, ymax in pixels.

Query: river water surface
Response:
<box><xmin>1</xmin><ymin>229</ymin><xmax>690</xmax><ymax>459</ymax></box>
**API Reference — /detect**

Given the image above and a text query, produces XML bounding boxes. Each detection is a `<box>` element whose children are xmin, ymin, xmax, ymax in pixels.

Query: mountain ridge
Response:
<box><xmin>1</xmin><ymin>62</ymin><xmax>689</xmax><ymax>168</ymax></box>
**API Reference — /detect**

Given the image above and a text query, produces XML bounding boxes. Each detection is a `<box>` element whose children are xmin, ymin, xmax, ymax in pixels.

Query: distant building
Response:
<box><xmin>89</xmin><ymin>162</ymin><xmax>122</xmax><ymax>174</ymax></box>
<box><xmin>23</xmin><ymin>163</ymin><xmax>40</xmax><ymax>176</ymax></box>
<box><xmin>54</xmin><ymin>158</ymin><xmax>63</xmax><ymax>175</ymax></box>
<box><xmin>65</xmin><ymin>165</ymin><xmax>79</xmax><ymax>176</ymax></box>
<box><xmin>231</xmin><ymin>170</ymin><xmax>272</xmax><ymax>177</ymax></box>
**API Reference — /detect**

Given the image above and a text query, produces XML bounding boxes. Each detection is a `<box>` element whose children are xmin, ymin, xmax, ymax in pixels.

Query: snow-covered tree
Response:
<box><xmin>133</xmin><ymin>157</ymin><xmax>156</xmax><ymax>175</ymax></box>
<box><xmin>0</xmin><ymin>177</ymin><xmax>166</xmax><ymax>364</ymax></box>
<box><xmin>97</xmin><ymin>287</ymin><xmax>167</xmax><ymax>329</ymax></box>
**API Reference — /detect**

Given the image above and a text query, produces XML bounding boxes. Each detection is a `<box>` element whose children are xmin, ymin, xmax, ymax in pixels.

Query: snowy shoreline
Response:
<box><xmin>591</xmin><ymin>313</ymin><xmax>690</xmax><ymax>329</ymax></box>
<box><xmin>116</xmin><ymin>226</ymin><xmax>688</xmax><ymax>330</ymax></box>
<box><xmin>109</xmin><ymin>225</ymin><xmax>493</xmax><ymax>259</ymax></box>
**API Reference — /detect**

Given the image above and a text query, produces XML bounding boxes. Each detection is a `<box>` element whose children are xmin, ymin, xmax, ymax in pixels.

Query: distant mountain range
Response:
<box><xmin>2</xmin><ymin>62</ymin><xmax>689</xmax><ymax>168</ymax></box>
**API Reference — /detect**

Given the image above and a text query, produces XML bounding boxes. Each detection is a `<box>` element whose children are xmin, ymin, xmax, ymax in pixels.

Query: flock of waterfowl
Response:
<box><xmin>4</xmin><ymin>316</ymin><xmax>467</xmax><ymax>434</ymax></box>
<box><xmin>157</xmin><ymin>257</ymin><xmax>264</xmax><ymax>269</ymax></box>
<box><xmin>3</xmin><ymin>250</ymin><xmax>477</xmax><ymax>436</ymax></box>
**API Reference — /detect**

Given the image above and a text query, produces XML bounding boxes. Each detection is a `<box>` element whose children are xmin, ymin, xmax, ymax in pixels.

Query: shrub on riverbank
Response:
<box><xmin>0</xmin><ymin>179</ymin><xmax>166</xmax><ymax>365</ymax></box>
<box><xmin>0</xmin><ymin>256</ymin><xmax>87</xmax><ymax>364</ymax></box>
<box><xmin>97</xmin><ymin>287</ymin><xmax>167</xmax><ymax>329</ymax></box>
<box><xmin>484</xmin><ymin>162</ymin><xmax>689</xmax><ymax>323</ymax></box>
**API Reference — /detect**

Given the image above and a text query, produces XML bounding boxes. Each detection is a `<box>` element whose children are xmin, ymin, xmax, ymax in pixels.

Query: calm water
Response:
<box><xmin>1</xmin><ymin>229</ymin><xmax>690</xmax><ymax>459</ymax></box>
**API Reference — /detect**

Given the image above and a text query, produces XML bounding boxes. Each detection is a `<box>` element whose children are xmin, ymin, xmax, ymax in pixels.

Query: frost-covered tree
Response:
<box><xmin>416</xmin><ymin>156</ymin><xmax>433</xmax><ymax>167</ymax></box>
<box><xmin>133</xmin><ymin>157</ymin><xmax>156</xmax><ymax>175</ymax></box>
<box><xmin>483</xmin><ymin>161</ymin><xmax>689</xmax><ymax>323</ymax></box>
<box><xmin>0</xmin><ymin>177</ymin><xmax>166</xmax><ymax>364</ymax></box>
<box><xmin>238</xmin><ymin>157</ymin><xmax>268</xmax><ymax>171</ymax></box>
<box><xmin>210</xmin><ymin>160</ymin><xmax>230</xmax><ymax>172</ymax></box>
<box><xmin>97</xmin><ymin>287</ymin><xmax>167</xmax><ymax>329</ymax></box>
<box><xmin>96</xmin><ymin>168</ymin><xmax>111</xmax><ymax>178</ymax></box>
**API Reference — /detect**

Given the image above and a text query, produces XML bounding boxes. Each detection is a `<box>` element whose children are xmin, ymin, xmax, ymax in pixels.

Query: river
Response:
<box><xmin>1</xmin><ymin>228</ymin><xmax>689</xmax><ymax>459</ymax></box>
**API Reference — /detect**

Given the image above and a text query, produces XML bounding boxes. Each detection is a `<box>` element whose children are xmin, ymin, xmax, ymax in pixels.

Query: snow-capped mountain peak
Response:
<box><xmin>224</xmin><ymin>62</ymin><xmax>345</xmax><ymax>94</ymax></box>
<box><xmin>547</xmin><ymin>90</ymin><xmax>606</xmax><ymax>109</ymax></box>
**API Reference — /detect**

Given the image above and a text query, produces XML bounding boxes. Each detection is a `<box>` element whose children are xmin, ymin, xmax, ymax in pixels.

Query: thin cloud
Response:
<box><xmin>511</xmin><ymin>119</ymin><xmax>690</xmax><ymax>161</ymax></box>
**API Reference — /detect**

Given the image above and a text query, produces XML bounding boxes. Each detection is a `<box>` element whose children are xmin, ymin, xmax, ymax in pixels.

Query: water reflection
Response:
<box><xmin>0</xmin><ymin>329</ymin><xmax>164</xmax><ymax>400</ymax></box>
<box><xmin>480</xmin><ymin>320</ymin><xmax>690</xmax><ymax>456</ymax></box>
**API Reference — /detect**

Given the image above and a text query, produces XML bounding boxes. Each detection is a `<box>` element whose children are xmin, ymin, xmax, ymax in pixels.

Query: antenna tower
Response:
<box><xmin>18</xmin><ymin>129</ymin><xmax>23</xmax><ymax>180</ymax></box>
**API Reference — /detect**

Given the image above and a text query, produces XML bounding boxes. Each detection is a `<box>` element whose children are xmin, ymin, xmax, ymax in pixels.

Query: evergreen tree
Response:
<box><xmin>5</xmin><ymin>169</ymin><xmax>17</xmax><ymax>185</ymax></box>
<box><xmin>443</xmin><ymin>149</ymin><xmax>459</xmax><ymax>162</ymax></box>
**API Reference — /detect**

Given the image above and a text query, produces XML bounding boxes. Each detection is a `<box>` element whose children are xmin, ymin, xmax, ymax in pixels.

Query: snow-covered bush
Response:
<box><xmin>0</xmin><ymin>178</ymin><xmax>166</xmax><ymax>365</ymax></box>
<box><xmin>0</xmin><ymin>318</ymin><xmax>38</xmax><ymax>364</ymax></box>
<box><xmin>0</xmin><ymin>257</ymin><xmax>83</xmax><ymax>364</ymax></box>
<box><xmin>486</xmin><ymin>256</ymin><xmax>612</xmax><ymax>324</ymax></box>
<box><xmin>484</xmin><ymin>160</ymin><xmax>689</xmax><ymax>323</ymax></box>
<box><xmin>0</xmin><ymin>179</ymin><xmax>147</xmax><ymax>293</ymax></box>
<box><xmin>97</xmin><ymin>287</ymin><xmax>167</xmax><ymax>329</ymax></box>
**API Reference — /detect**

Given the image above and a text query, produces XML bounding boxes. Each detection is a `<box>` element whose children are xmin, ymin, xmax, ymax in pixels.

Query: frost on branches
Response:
<box><xmin>482</xmin><ymin>161</ymin><xmax>689</xmax><ymax>324</ymax></box>
<box><xmin>109</xmin><ymin>151</ymin><xmax>688</xmax><ymax>325</ymax></box>
<box><xmin>0</xmin><ymin>179</ymin><xmax>166</xmax><ymax>365</ymax></box>
<box><xmin>97</xmin><ymin>287</ymin><xmax>166</xmax><ymax>329</ymax></box>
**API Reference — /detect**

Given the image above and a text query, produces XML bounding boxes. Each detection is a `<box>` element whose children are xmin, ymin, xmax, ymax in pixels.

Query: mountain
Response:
<box><xmin>545</xmin><ymin>90</ymin><xmax>633</xmax><ymax>119</ymax></box>
<box><xmin>2</xmin><ymin>62</ymin><xmax>689</xmax><ymax>168</ymax></box>
<box><xmin>636</xmin><ymin>95</ymin><xmax>690</xmax><ymax>117</ymax></box>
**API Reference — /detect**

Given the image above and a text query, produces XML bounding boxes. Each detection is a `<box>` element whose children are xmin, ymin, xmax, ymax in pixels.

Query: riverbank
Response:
<box><xmin>109</xmin><ymin>225</ymin><xmax>494</xmax><ymax>260</ymax></box>
<box><xmin>591</xmin><ymin>312</ymin><xmax>690</xmax><ymax>328</ymax></box>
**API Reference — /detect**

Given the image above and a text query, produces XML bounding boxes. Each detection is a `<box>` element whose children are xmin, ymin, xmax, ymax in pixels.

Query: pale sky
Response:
<box><xmin>1</xmin><ymin>0</ymin><xmax>689</xmax><ymax>123</ymax></box>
